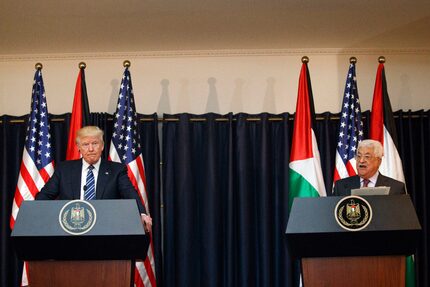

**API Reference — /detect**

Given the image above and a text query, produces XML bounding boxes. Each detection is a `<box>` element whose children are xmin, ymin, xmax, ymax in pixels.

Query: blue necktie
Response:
<box><xmin>84</xmin><ymin>165</ymin><xmax>95</xmax><ymax>200</ymax></box>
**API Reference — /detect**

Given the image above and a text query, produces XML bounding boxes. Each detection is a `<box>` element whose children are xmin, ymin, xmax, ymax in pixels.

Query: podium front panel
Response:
<box><xmin>286</xmin><ymin>195</ymin><xmax>421</xmax><ymax>257</ymax></box>
<box><xmin>11</xmin><ymin>199</ymin><xmax>149</xmax><ymax>260</ymax></box>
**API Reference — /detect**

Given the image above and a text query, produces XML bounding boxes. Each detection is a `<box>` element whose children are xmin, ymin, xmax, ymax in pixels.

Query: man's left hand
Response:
<box><xmin>141</xmin><ymin>214</ymin><xmax>152</xmax><ymax>233</ymax></box>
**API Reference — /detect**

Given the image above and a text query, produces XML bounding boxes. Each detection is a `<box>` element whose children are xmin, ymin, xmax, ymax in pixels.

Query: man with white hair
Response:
<box><xmin>36</xmin><ymin>126</ymin><xmax>152</xmax><ymax>232</ymax></box>
<box><xmin>333</xmin><ymin>139</ymin><xmax>406</xmax><ymax>196</ymax></box>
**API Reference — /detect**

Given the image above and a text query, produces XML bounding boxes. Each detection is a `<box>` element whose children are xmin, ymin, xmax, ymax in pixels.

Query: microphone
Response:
<box><xmin>83</xmin><ymin>185</ymin><xmax>87</xmax><ymax>191</ymax></box>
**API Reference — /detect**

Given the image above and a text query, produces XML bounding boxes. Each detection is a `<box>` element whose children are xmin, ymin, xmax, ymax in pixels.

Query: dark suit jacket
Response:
<box><xmin>333</xmin><ymin>174</ymin><xmax>406</xmax><ymax>196</ymax></box>
<box><xmin>35</xmin><ymin>159</ymin><xmax>146</xmax><ymax>214</ymax></box>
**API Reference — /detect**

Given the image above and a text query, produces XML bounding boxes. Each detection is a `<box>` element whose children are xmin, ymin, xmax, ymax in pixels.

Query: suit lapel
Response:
<box><xmin>71</xmin><ymin>160</ymin><xmax>83</xmax><ymax>200</ymax></box>
<box><xmin>96</xmin><ymin>160</ymin><xmax>109</xmax><ymax>199</ymax></box>
<box><xmin>344</xmin><ymin>175</ymin><xmax>360</xmax><ymax>191</ymax></box>
<box><xmin>375</xmin><ymin>173</ymin><xmax>388</xmax><ymax>187</ymax></box>
<box><xmin>352</xmin><ymin>176</ymin><xmax>361</xmax><ymax>189</ymax></box>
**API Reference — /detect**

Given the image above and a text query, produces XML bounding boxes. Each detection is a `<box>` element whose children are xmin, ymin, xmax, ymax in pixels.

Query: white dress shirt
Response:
<box><xmin>80</xmin><ymin>158</ymin><xmax>101</xmax><ymax>200</ymax></box>
<box><xmin>361</xmin><ymin>171</ymin><xmax>379</xmax><ymax>188</ymax></box>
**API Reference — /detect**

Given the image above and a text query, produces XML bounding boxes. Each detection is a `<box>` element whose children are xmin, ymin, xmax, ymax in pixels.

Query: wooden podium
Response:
<box><xmin>286</xmin><ymin>195</ymin><xmax>421</xmax><ymax>287</ymax></box>
<box><xmin>28</xmin><ymin>260</ymin><xmax>133</xmax><ymax>287</ymax></box>
<box><xmin>11</xmin><ymin>200</ymin><xmax>149</xmax><ymax>287</ymax></box>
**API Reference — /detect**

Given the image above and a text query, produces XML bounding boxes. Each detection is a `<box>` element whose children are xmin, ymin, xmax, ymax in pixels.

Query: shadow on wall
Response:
<box><xmin>231</xmin><ymin>78</ymin><xmax>244</xmax><ymax>112</ymax></box>
<box><xmin>206</xmin><ymin>77</ymin><xmax>220</xmax><ymax>113</ymax></box>
<box><xmin>108</xmin><ymin>79</ymin><xmax>120</xmax><ymax>112</ymax></box>
<box><xmin>176</xmin><ymin>79</ymin><xmax>190</xmax><ymax>113</ymax></box>
<box><xmin>158</xmin><ymin>79</ymin><xmax>171</xmax><ymax>115</ymax></box>
<box><xmin>263</xmin><ymin>77</ymin><xmax>276</xmax><ymax>113</ymax></box>
<box><xmin>152</xmin><ymin>76</ymin><xmax>279</xmax><ymax>115</ymax></box>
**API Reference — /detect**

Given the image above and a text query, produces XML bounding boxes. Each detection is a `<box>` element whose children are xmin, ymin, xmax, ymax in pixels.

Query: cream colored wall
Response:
<box><xmin>1</xmin><ymin>50</ymin><xmax>429</xmax><ymax>116</ymax></box>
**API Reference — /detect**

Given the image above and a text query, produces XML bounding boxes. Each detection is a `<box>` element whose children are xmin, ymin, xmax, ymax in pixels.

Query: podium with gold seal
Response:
<box><xmin>11</xmin><ymin>199</ymin><xmax>149</xmax><ymax>287</ymax></box>
<box><xmin>286</xmin><ymin>195</ymin><xmax>421</xmax><ymax>287</ymax></box>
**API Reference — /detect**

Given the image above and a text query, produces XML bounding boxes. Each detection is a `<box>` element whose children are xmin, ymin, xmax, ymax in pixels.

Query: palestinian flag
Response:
<box><xmin>370</xmin><ymin>61</ymin><xmax>405</xmax><ymax>183</ymax></box>
<box><xmin>370</xmin><ymin>59</ymin><xmax>414</xmax><ymax>287</ymax></box>
<box><xmin>66</xmin><ymin>64</ymin><xmax>90</xmax><ymax>160</ymax></box>
<box><xmin>288</xmin><ymin>59</ymin><xmax>326</xmax><ymax>210</ymax></box>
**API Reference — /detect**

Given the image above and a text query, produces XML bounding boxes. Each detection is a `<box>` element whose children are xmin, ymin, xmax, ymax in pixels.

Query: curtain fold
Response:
<box><xmin>162</xmin><ymin>113</ymin><xmax>233</xmax><ymax>286</ymax></box>
<box><xmin>163</xmin><ymin>113</ymin><xmax>293</xmax><ymax>287</ymax></box>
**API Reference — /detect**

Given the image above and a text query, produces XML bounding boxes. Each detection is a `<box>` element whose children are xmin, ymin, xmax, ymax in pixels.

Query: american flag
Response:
<box><xmin>108</xmin><ymin>67</ymin><xmax>156</xmax><ymax>287</ymax></box>
<box><xmin>333</xmin><ymin>61</ymin><xmax>364</xmax><ymax>186</ymax></box>
<box><xmin>10</xmin><ymin>67</ymin><xmax>55</xmax><ymax>286</ymax></box>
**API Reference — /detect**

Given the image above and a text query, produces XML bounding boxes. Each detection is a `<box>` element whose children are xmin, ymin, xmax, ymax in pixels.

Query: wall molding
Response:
<box><xmin>1</xmin><ymin>48</ymin><xmax>430</xmax><ymax>62</ymax></box>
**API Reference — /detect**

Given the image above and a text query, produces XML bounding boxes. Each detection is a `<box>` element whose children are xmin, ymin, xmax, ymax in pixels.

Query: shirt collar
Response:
<box><xmin>82</xmin><ymin>158</ymin><xmax>101</xmax><ymax>171</ymax></box>
<box><xmin>361</xmin><ymin>171</ymin><xmax>379</xmax><ymax>185</ymax></box>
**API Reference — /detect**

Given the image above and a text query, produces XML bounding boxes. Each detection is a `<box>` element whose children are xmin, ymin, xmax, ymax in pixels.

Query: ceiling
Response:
<box><xmin>1</xmin><ymin>0</ymin><xmax>430</xmax><ymax>55</ymax></box>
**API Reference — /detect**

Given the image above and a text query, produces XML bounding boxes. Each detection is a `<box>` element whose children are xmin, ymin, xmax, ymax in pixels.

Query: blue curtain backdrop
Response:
<box><xmin>1</xmin><ymin>110</ymin><xmax>429</xmax><ymax>287</ymax></box>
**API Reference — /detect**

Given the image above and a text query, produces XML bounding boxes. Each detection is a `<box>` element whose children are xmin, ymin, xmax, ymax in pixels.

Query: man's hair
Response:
<box><xmin>75</xmin><ymin>126</ymin><xmax>104</xmax><ymax>144</ymax></box>
<box><xmin>357</xmin><ymin>139</ymin><xmax>383</xmax><ymax>158</ymax></box>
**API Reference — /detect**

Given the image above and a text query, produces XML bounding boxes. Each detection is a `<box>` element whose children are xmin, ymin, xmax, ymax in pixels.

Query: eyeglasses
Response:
<box><xmin>355</xmin><ymin>154</ymin><xmax>376</xmax><ymax>161</ymax></box>
<box><xmin>80</xmin><ymin>142</ymin><xmax>101</xmax><ymax>150</ymax></box>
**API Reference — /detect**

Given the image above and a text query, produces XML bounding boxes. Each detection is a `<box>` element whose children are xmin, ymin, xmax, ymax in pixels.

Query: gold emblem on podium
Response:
<box><xmin>59</xmin><ymin>200</ymin><xmax>97</xmax><ymax>235</ymax></box>
<box><xmin>335</xmin><ymin>196</ymin><xmax>372</xmax><ymax>231</ymax></box>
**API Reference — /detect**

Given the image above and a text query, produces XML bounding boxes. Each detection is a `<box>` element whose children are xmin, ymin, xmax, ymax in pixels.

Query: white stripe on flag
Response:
<box><xmin>11</xmin><ymin>200</ymin><xmax>19</xmax><ymax>221</ymax></box>
<box><xmin>22</xmin><ymin>149</ymin><xmax>47</xmax><ymax>191</ymax></box>
<box><xmin>108</xmin><ymin>141</ymin><xmax>121</xmax><ymax>162</ymax></box>
<box><xmin>334</xmin><ymin>151</ymin><xmax>349</xmax><ymax>179</ymax></box>
<box><xmin>128</xmin><ymin>156</ymin><xmax>149</xmax><ymax>209</ymax></box>
<box><xmin>335</xmin><ymin>151</ymin><xmax>358</xmax><ymax>179</ymax></box>
<box><xmin>290</xmin><ymin>130</ymin><xmax>326</xmax><ymax>196</ymax></box>
<box><xmin>21</xmin><ymin>263</ymin><xmax>28</xmax><ymax>286</ymax></box>
<box><xmin>136</xmin><ymin>246</ymin><xmax>156</xmax><ymax>287</ymax></box>
<box><xmin>43</xmin><ymin>161</ymin><xmax>55</xmax><ymax>177</ymax></box>
<box><xmin>15</xmin><ymin>173</ymin><xmax>33</xmax><ymax>201</ymax></box>
<box><xmin>380</xmin><ymin>126</ymin><xmax>405</xmax><ymax>183</ymax></box>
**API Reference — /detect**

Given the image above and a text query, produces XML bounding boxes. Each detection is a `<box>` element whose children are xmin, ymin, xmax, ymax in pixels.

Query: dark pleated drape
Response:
<box><xmin>396</xmin><ymin>110</ymin><xmax>430</xmax><ymax>287</ymax></box>
<box><xmin>162</xmin><ymin>110</ymin><xmax>430</xmax><ymax>287</ymax></box>
<box><xmin>1</xmin><ymin>110</ymin><xmax>429</xmax><ymax>287</ymax></box>
<box><xmin>0</xmin><ymin>113</ymin><xmax>161</xmax><ymax>287</ymax></box>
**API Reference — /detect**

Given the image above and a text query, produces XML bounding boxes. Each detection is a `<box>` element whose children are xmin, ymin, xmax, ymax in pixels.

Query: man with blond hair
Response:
<box><xmin>36</xmin><ymin>126</ymin><xmax>152</xmax><ymax>232</ymax></box>
<box><xmin>333</xmin><ymin>139</ymin><xmax>406</xmax><ymax>196</ymax></box>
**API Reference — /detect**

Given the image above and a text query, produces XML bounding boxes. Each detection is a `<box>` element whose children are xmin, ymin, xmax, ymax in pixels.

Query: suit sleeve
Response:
<box><xmin>391</xmin><ymin>180</ymin><xmax>406</xmax><ymax>195</ymax></box>
<box><xmin>117</xmin><ymin>166</ymin><xmax>147</xmax><ymax>214</ymax></box>
<box><xmin>35</xmin><ymin>168</ymin><xmax>61</xmax><ymax>200</ymax></box>
<box><xmin>333</xmin><ymin>182</ymin><xmax>340</xmax><ymax>196</ymax></box>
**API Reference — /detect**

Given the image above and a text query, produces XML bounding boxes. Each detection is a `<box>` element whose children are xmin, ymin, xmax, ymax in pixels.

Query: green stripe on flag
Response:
<box><xmin>406</xmin><ymin>255</ymin><xmax>416</xmax><ymax>287</ymax></box>
<box><xmin>288</xmin><ymin>168</ymin><xmax>320</xmax><ymax>210</ymax></box>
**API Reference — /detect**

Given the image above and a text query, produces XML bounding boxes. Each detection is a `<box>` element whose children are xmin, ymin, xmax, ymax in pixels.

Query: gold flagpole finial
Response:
<box><xmin>123</xmin><ymin>60</ymin><xmax>131</xmax><ymax>68</ymax></box>
<box><xmin>301</xmin><ymin>56</ymin><xmax>309</xmax><ymax>63</ymax></box>
<box><xmin>79</xmin><ymin>62</ymin><xmax>86</xmax><ymax>69</ymax></box>
<box><xmin>378</xmin><ymin>56</ymin><xmax>386</xmax><ymax>63</ymax></box>
<box><xmin>349</xmin><ymin>57</ymin><xmax>357</xmax><ymax>64</ymax></box>
<box><xmin>35</xmin><ymin>63</ymin><xmax>43</xmax><ymax>70</ymax></box>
